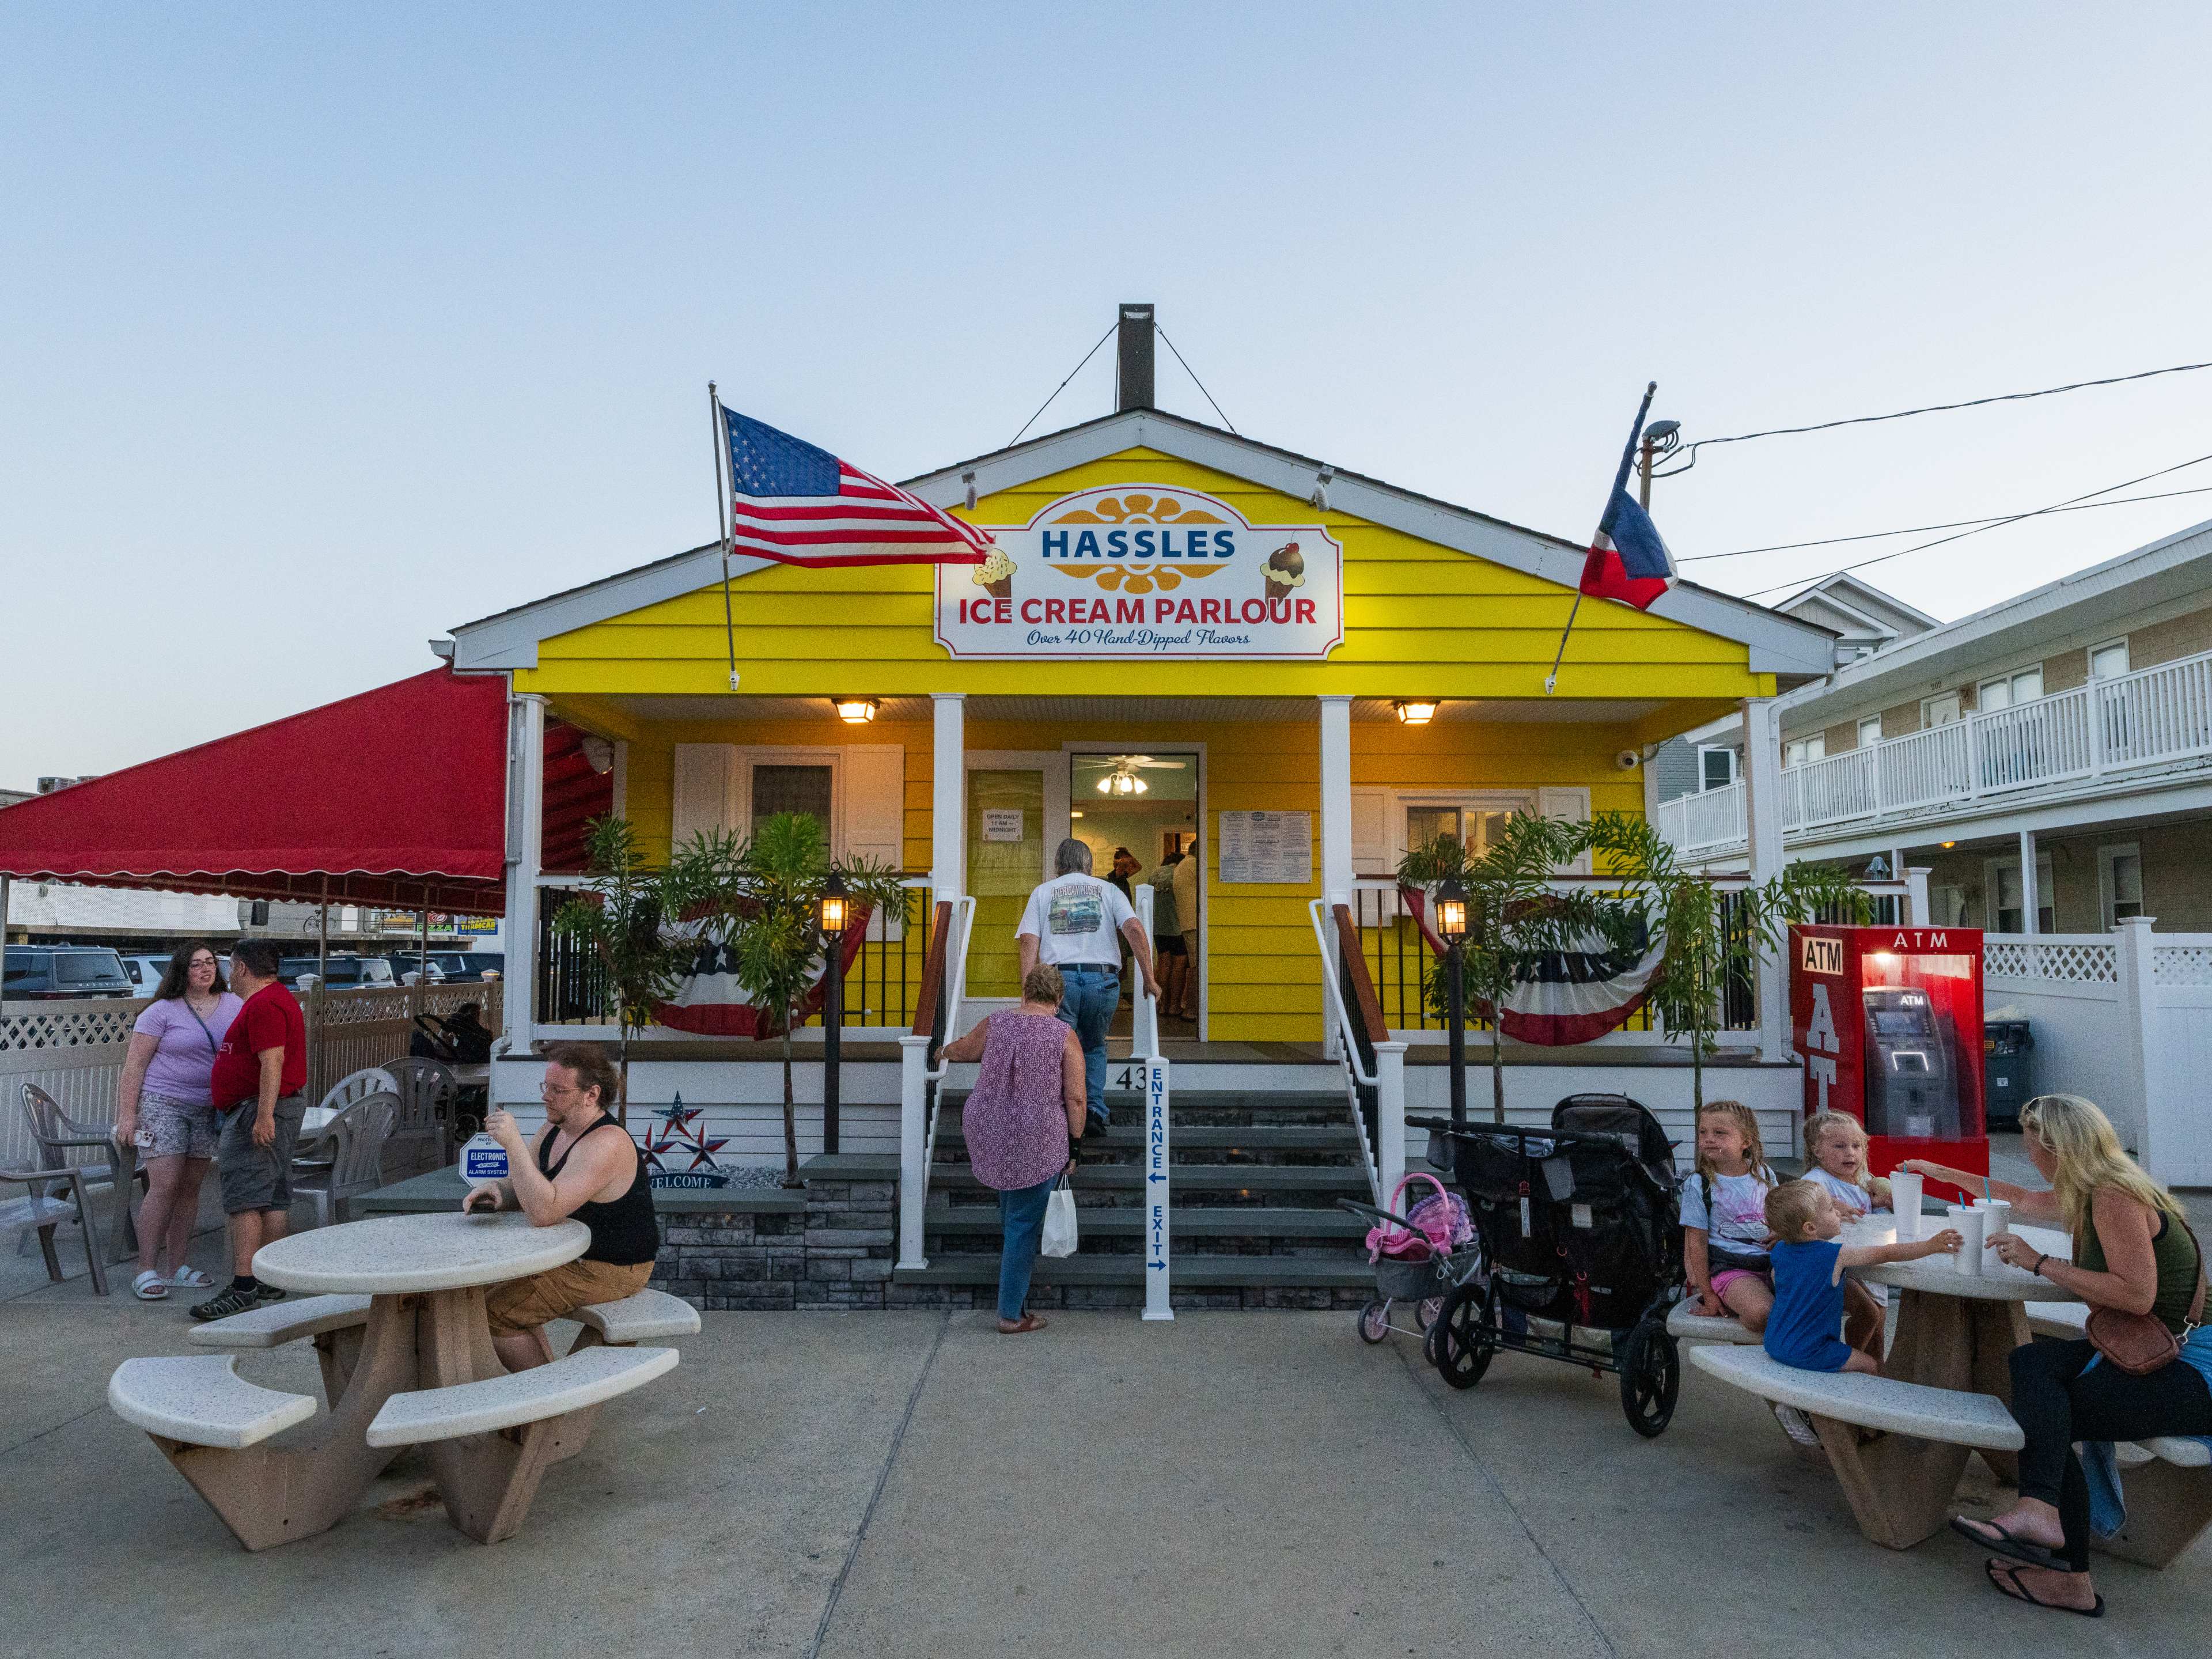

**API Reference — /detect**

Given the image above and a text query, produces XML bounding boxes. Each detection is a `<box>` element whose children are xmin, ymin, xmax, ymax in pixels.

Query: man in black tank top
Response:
<box><xmin>463</xmin><ymin>1043</ymin><xmax>661</xmax><ymax>1372</ymax></box>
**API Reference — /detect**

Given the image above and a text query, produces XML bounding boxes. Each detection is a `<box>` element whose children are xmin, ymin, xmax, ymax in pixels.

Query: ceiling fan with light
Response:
<box><xmin>1092</xmin><ymin>753</ymin><xmax>1186</xmax><ymax>796</ymax></box>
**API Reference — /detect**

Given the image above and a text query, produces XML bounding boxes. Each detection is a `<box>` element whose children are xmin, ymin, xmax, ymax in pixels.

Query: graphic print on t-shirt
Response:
<box><xmin>1047</xmin><ymin>887</ymin><xmax>1105</xmax><ymax>937</ymax></box>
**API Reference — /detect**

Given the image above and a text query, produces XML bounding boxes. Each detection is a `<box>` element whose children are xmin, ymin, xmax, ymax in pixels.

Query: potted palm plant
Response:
<box><xmin>669</xmin><ymin>813</ymin><xmax>907</xmax><ymax>1186</ymax></box>
<box><xmin>1397</xmin><ymin>812</ymin><xmax>1608</xmax><ymax>1124</ymax></box>
<box><xmin>549</xmin><ymin>816</ymin><xmax>692</xmax><ymax>1125</ymax></box>
<box><xmin>1585</xmin><ymin>813</ymin><xmax>1869</xmax><ymax>1111</ymax></box>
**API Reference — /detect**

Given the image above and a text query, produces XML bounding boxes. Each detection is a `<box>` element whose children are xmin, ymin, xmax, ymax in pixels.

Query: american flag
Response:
<box><xmin>720</xmin><ymin>403</ymin><xmax>993</xmax><ymax>567</ymax></box>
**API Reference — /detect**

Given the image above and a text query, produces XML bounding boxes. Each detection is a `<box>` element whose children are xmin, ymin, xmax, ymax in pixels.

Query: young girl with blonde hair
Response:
<box><xmin>1801</xmin><ymin>1111</ymin><xmax>1891</xmax><ymax>1219</ymax></box>
<box><xmin>1681</xmin><ymin>1101</ymin><xmax>1778</xmax><ymax>1328</ymax></box>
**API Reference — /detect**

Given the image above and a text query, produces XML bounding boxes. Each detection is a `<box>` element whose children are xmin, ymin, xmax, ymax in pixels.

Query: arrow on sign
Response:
<box><xmin>1147</xmin><ymin>1259</ymin><xmax>1166</xmax><ymax>1271</ymax></box>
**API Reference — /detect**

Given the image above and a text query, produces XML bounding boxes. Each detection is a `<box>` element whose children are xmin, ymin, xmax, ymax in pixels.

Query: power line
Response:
<box><xmin>1736</xmin><ymin>449</ymin><xmax>2212</xmax><ymax>601</ymax></box>
<box><xmin>1682</xmin><ymin>483</ymin><xmax>2212</xmax><ymax>563</ymax></box>
<box><xmin>1157</xmin><ymin>325</ymin><xmax>1237</xmax><ymax>434</ymax></box>
<box><xmin>1681</xmin><ymin>358</ymin><xmax>2212</xmax><ymax>456</ymax></box>
<box><xmin>1007</xmin><ymin>321</ymin><xmax>1118</xmax><ymax>448</ymax></box>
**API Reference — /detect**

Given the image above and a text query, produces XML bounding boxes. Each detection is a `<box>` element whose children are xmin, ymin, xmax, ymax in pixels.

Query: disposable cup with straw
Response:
<box><xmin>1948</xmin><ymin>1205</ymin><xmax>1987</xmax><ymax>1276</ymax></box>
<box><xmin>1889</xmin><ymin>1169</ymin><xmax>1923</xmax><ymax>1242</ymax></box>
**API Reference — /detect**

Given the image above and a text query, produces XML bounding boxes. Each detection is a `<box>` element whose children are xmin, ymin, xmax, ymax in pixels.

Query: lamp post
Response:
<box><xmin>817</xmin><ymin>870</ymin><xmax>850</xmax><ymax>1156</ymax></box>
<box><xmin>1435</xmin><ymin>874</ymin><xmax>1469</xmax><ymax>1126</ymax></box>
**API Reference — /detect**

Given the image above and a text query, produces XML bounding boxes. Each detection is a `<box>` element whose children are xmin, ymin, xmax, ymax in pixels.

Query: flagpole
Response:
<box><xmin>1544</xmin><ymin>380</ymin><xmax>1657</xmax><ymax>696</ymax></box>
<box><xmin>709</xmin><ymin>382</ymin><xmax>740</xmax><ymax>693</ymax></box>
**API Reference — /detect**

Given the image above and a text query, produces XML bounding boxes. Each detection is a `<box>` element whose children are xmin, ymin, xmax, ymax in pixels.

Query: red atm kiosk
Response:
<box><xmin>1788</xmin><ymin>924</ymin><xmax>1988</xmax><ymax>1188</ymax></box>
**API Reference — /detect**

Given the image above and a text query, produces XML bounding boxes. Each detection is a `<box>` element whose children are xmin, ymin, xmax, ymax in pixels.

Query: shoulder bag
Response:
<box><xmin>2085</xmin><ymin>1214</ymin><xmax>2207</xmax><ymax>1376</ymax></box>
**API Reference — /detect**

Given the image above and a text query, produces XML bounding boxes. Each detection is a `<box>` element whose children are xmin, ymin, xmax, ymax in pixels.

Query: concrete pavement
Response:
<box><xmin>3</xmin><ymin>1184</ymin><xmax>2209</xmax><ymax>1656</ymax></box>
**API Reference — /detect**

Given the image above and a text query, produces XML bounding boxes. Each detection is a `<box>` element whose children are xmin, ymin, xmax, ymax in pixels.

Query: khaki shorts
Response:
<box><xmin>484</xmin><ymin>1257</ymin><xmax>654</xmax><ymax>1336</ymax></box>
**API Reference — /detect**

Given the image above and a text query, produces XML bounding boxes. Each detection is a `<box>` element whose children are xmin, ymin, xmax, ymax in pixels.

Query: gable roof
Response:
<box><xmin>1777</xmin><ymin>573</ymin><xmax>1940</xmax><ymax>641</ymax></box>
<box><xmin>446</xmin><ymin>407</ymin><xmax>1834</xmax><ymax>679</ymax></box>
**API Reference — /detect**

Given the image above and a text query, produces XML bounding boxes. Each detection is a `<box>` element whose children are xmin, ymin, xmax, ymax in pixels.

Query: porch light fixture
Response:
<box><xmin>1435</xmin><ymin>876</ymin><xmax>1469</xmax><ymax>940</ymax></box>
<box><xmin>816</xmin><ymin>869</ymin><xmax>850</xmax><ymax>937</ymax></box>
<box><xmin>1393</xmin><ymin>699</ymin><xmax>1439</xmax><ymax>726</ymax></box>
<box><xmin>833</xmin><ymin>697</ymin><xmax>880</xmax><ymax>726</ymax></box>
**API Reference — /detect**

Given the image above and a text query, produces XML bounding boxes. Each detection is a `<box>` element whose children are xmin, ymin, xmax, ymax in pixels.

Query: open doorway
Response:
<box><xmin>1070</xmin><ymin>751</ymin><xmax>1200</xmax><ymax>1036</ymax></box>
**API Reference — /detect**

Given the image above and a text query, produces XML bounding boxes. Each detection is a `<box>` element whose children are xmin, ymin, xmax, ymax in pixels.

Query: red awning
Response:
<box><xmin>0</xmin><ymin>668</ymin><xmax>514</xmax><ymax>912</ymax></box>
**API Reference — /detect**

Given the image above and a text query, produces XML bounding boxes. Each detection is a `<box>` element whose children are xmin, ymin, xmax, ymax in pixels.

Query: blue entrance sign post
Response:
<box><xmin>1143</xmin><ymin>1056</ymin><xmax>1172</xmax><ymax>1321</ymax></box>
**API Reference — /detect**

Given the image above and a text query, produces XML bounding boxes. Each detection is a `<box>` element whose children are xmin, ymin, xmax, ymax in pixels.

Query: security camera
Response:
<box><xmin>1615</xmin><ymin>749</ymin><xmax>1641</xmax><ymax>771</ymax></box>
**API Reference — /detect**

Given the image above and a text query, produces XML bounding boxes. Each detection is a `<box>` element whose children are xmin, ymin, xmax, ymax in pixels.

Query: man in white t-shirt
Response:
<box><xmin>1017</xmin><ymin>839</ymin><xmax>1160</xmax><ymax>1134</ymax></box>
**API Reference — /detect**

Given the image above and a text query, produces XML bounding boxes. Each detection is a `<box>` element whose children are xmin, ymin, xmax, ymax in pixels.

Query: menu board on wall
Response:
<box><xmin>1216</xmin><ymin>811</ymin><xmax>1313</xmax><ymax>885</ymax></box>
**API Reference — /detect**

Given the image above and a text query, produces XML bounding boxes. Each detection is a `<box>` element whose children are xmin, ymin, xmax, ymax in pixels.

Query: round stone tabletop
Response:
<box><xmin>1842</xmin><ymin>1215</ymin><xmax>2075</xmax><ymax>1301</ymax></box>
<box><xmin>255</xmin><ymin>1212</ymin><xmax>590</xmax><ymax>1294</ymax></box>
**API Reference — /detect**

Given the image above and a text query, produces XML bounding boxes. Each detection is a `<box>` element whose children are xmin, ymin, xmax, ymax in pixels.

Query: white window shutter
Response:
<box><xmin>672</xmin><ymin>744</ymin><xmax>734</xmax><ymax>847</ymax></box>
<box><xmin>1537</xmin><ymin>786</ymin><xmax>1593</xmax><ymax>876</ymax></box>
<box><xmin>841</xmin><ymin>745</ymin><xmax>907</xmax><ymax>868</ymax></box>
<box><xmin>1350</xmin><ymin>787</ymin><xmax>1389</xmax><ymax>875</ymax></box>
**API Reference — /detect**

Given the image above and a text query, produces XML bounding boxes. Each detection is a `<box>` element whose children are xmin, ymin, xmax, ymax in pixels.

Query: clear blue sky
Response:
<box><xmin>6</xmin><ymin>3</ymin><xmax>2210</xmax><ymax>781</ymax></box>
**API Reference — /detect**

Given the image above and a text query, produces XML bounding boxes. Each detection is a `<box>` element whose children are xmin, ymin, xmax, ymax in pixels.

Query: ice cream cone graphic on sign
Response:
<box><xmin>974</xmin><ymin>547</ymin><xmax>1016</xmax><ymax>600</ymax></box>
<box><xmin>1262</xmin><ymin>541</ymin><xmax>1304</xmax><ymax>605</ymax></box>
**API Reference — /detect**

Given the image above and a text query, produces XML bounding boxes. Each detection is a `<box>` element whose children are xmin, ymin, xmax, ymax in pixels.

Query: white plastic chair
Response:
<box><xmin>289</xmin><ymin>1094</ymin><xmax>396</xmax><ymax>1228</ymax></box>
<box><xmin>379</xmin><ymin>1056</ymin><xmax>457</xmax><ymax>1176</ymax></box>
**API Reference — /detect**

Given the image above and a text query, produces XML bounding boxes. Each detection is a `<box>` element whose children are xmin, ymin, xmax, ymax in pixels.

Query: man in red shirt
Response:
<box><xmin>190</xmin><ymin>938</ymin><xmax>309</xmax><ymax>1321</ymax></box>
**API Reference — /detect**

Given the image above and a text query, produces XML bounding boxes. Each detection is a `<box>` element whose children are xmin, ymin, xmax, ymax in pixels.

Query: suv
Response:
<box><xmin>119</xmin><ymin>953</ymin><xmax>174</xmax><ymax>997</ymax></box>
<box><xmin>2</xmin><ymin>945</ymin><xmax>133</xmax><ymax>999</ymax></box>
<box><xmin>276</xmin><ymin>953</ymin><xmax>396</xmax><ymax>990</ymax></box>
<box><xmin>431</xmin><ymin>951</ymin><xmax>502</xmax><ymax>982</ymax></box>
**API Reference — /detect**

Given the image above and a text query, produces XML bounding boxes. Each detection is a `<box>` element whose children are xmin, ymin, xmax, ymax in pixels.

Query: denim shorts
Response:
<box><xmin>138</xmin><ymin>1092</ymin><xmax>219</xmax><ymax>1161</ymax></box>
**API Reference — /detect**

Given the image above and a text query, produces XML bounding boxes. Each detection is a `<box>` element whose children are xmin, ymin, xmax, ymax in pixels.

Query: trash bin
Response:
<box><xmin>1984</xmin><ymin>1018</ymin><xmax>2034</xmax><ymax>1128</ymax></box>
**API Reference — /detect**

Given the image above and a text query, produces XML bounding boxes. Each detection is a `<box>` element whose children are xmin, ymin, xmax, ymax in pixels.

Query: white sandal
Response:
<box><xmin>131</xmin><ymin>1270</ymin><xmax>169</xmax><ymax>1301</ymax></box>
<box><xmin>167</xmin><ymin>1266</ymin><xmax>215</xmax><ymax>1289</ymax></box>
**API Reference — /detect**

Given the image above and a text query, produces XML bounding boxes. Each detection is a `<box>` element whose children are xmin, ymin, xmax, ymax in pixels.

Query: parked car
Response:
<box><xmin>2</xmin><ymin>945</ymin><xmax>133</xmax><ymax>999</ymax></box>
<box><xmin>276</xmin><ymin>953</ymin><xmax>396</xmax><ymax>989</ymax></box>
<box><xmin>431</xmin><ymin>950</ymin><xmax>503</xmax><ymax>981</ymax></box>
<box><xmin>117</xmin><ymin>953</ymin><xmax>172</xmax><ymax>997</ymax></box>
<box><xmin>383</xmin><ymin>951</ymin><xmax>446</xmax><ymax>985</ymax></box>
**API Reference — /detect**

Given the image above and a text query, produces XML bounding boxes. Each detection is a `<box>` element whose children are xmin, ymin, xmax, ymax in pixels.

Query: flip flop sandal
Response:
<box><xmin>1985</xmin><ymin>1560</ymin><xmax>2103</xmax><ymax>1618</ymax></box>
<box><xmin>997</xmin><ymin>1313</ymin><xmax>1049</xmax><ymax>1334</ymax></box>
<box><xmin>1951</xmin><ymin>1514</ymin><xmax>2061</xmax><ymax>1570</ymax></box>
<box><xmin>131</xmin><ymin>1270</ymin><xmax>169</xmax><ymax>1301</ymax></box>
<box><xmin>167</xmin><ymin>1266</ymin><xmax>215</xmax><ymax>1289</ymax></box>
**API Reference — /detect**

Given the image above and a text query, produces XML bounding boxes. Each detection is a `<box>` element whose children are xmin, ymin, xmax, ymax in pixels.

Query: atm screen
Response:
<box><xmin>1872</xmin><ymin>1010</ymin><xmax>1926</xmax><ymax>1037</ymax></box>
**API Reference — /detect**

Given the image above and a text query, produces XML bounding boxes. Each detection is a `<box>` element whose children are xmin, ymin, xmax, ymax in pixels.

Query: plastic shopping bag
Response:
<box><xmin>1041</xmin><ymin>1174</ymin><xmax>1079</xmax><ymax>1258</ymax></box>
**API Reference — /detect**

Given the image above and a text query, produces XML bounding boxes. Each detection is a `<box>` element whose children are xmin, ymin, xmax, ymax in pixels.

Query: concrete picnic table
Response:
<box><xmin>1837</xmin><ymin>1212</ymin><xmax>2073</xmax><ymax>1522</ymax></box>
<box><xmin>118</xmin><ymin>1212</ymin><xmax>589</xmax><ymax>1550</ymax></box>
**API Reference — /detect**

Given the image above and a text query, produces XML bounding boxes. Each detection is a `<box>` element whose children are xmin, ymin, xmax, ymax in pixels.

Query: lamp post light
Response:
<box><xmin>817</xmin><ymin>870</ymin><xmax>850</xmax><ymax>1156</ymax></box>
<box><xmin>1435</xmin><ymin>874</ymin><xmax>1470</xmax><ymax>1127</ymax></box>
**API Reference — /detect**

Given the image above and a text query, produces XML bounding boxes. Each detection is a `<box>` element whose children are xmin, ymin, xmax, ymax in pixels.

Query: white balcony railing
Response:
<box><xmin>1658</xmin><ymin>646</ymin><xmax>2212</xmax><ymax>855</ymax></box>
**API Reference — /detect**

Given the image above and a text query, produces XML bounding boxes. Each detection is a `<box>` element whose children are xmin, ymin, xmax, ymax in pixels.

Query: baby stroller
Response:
<box><xmin>1336</xmin><ymin>1172</ymin><xmax>1482</xmax><ymax>1346</ymax></box>
<box><xmin>1414</xmin><ymin>1094</ymin><xmax>1687</xmax><ymax>1437</ymax></box>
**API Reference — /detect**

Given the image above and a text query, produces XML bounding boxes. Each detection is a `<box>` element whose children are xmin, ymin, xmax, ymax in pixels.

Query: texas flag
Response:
<box><xmin>1578</xmin><ymin>385</ymin><xmax>1677</xmax><ymax>609</ymax></box>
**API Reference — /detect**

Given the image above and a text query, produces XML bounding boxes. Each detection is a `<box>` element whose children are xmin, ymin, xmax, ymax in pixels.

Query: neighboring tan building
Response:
<box><xmin>1655</xmin><ymin>517</ymin><xmax>2212</xmax><ymax>934</ymax></box>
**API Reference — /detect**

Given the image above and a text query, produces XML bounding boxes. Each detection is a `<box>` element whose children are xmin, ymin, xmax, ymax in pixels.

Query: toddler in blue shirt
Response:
<box><xmin>1763</xmin><ymin>1181</ymin><xmax>1960</xmax><ymax>1373</ymax></box>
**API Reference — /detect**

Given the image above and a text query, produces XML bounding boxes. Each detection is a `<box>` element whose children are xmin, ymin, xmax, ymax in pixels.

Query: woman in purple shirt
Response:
<box><xmin>941</xmin><ymin>964</ymin><xmax>1087</xmax><ymax>1333</ymax></box>
<box><xmin>113</xmin><ymin>941</ymin><xmax>241</xmax><ymax>1300</ymax></box>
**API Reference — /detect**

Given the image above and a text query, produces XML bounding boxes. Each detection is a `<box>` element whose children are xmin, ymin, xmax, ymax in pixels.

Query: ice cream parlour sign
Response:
<box><xmin>934</xmin><ymin>484</ymin><xmax>1344</xmax><ymax>660</ymax></box>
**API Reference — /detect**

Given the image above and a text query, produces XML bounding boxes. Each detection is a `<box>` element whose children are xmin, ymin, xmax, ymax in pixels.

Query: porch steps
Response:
<box><xmin>898</xmin><ymin>1088</ymin><xmax>1379</xmax><ymax>1310</ymax></box>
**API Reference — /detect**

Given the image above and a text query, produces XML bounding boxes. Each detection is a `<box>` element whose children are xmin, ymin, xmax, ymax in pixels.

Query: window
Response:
<box><xmin>1857</xmin><ymin>715</ymin><xmax>1883</xmax><ymax>749</ymax></box>
<box><xmin>2100</xmin><ymin>844</ymin><xmax>2143</xmax><ymax>927</ymax></box>
<box><xmin>1698</xmin><ymin>746</ymin><xmax>1737</xmax><ymax>791</ymax></box>
<box><xmin>1988</xmin><ymin>854</ymin><xmax>2056</xmax><ymax>934</ymax></box>
<box><xmin>1928</xmin><ymin>884</ymin><xmax>1969</xmax><ymax>926</ymax></box>
<box><xmin>1406</xmin><ymin>804</ymin><xmax>1520</xmax><ymax>860</ymax></box>
<box><xmin>1783</xmin><ymin>734</ymin><xmax>1826</xmax><ymax>768</ymax></box>
<box><xmin>750</xmin><ymin>764</ymin><xmax>834</xmax><ymax>832</ymax></box>
<box><xmin>1976</xmin><ymin>668</ymin><xmax>2043</xmax><ymax>712</ymax></box>
<box><xmin>2090</xmin><ymin>640</ymin><xmax>2130</xmax><ymax>681</ymax></box>
<box><xmin>1922</xmin><ymin>692</ymin><xmax>1962</xmax><ymax>727</ymax></box>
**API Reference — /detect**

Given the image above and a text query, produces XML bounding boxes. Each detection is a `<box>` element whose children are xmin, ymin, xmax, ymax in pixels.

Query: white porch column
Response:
<box><xmin>2113</xmin><ymin>915</ymin><xmax>2160</xmax><ymax>1171</ymax></box>
<box><xmin>1906</xmin><ymin>865</ymin><xmax>1931</xmax><ymax>928</ymax></box>
<box><xmin>500</xmin><ymin>692</ymin><xmax>547</xmax><ymax>1050</ymax></box>
<box><xmin>1741</xmin><ymin>696</ymin><xmax>1789</xmax><ymax>1060</ymax></box>
<box><xmin>1318</xmin><ymin>696</ymin><xmax>1354</xmax><ymax>1060</ymax></box>
<box><xmin>931</xmin><ymin>694</ymin><xmax>965</xmax><ymax>902</ymax></box>
<box><xmin>2018</xmin><ymin>829</ymin><xmax>2040</xmax><ymax>935</ymax></box>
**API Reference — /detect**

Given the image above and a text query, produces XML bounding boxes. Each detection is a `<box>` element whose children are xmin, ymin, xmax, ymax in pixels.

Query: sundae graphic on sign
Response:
<box><xmin>934</xmin><ymin>484</ymin><xmax>1343</xmax><ymax>660</ymax></box>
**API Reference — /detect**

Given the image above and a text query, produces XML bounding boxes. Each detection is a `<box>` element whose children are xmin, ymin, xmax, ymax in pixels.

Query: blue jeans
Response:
<box><xmin>1055</xmin><ymin>965</ymin><xmax>1119</xmax><ymax>1127</ymax></box>
<box><xmin>997</xmin><ymin>1175</ymin><xmax>1058</xmax><ymax>1321</ymax></box>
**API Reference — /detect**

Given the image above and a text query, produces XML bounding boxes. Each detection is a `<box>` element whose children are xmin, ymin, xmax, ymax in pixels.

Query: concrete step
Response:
<box><xmin>936</xmin><ymin>1124</ymin><xmax>1362</xmax><ymax>1167</ymax></box>
<box><xmin>892</xmin><ymin>1254</ymin><xmax>1375</xmax><ymax>1289</ymax></box>
<box><xmin>932</xmin><ymin>1164</ymin><xmax>1369</xmax><ymax>1200</ymax></box>
<box><xmin>941</xmin><ymin>1090</ymin><xmax>1350</xmax><ymax>1127</ymax></box>
<box><xmin>922</xmin><ymin>1202</ymin><xmax>1369</xmax><ymax>1240</ymax></box>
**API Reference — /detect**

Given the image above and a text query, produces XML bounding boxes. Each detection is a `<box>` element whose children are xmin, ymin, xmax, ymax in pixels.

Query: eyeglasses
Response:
<box><xmin>540</xmin><ymin>1081</ymin><xmax>581</xmax><ymax>1099</ymax></box>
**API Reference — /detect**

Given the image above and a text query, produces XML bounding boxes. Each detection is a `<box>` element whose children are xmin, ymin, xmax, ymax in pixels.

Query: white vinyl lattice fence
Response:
<box><xmin>1</xmin><ymin>985</ymin><xmax>502</xmax><ymax>1172</ymax></box>
<box><xmin>1983</xmin><ymin>922</ymin><xmax>2212</xmax><ymax>1186</ymax></box>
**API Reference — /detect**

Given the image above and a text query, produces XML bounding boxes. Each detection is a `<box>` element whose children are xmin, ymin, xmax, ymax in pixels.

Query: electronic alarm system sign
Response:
<box><xmin>934</xmin><ymin>485</ymin><xmax>1344</xmax><ymax>660</ymax></box>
